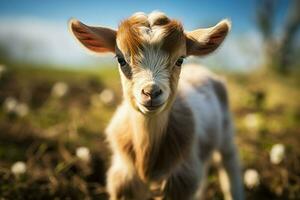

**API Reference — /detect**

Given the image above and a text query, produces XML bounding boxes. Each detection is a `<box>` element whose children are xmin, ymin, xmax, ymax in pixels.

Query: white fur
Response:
<box><xmin>178</xmin><ymin>64</ymin><xmax>244</xmax><ymax>200</ymax></box>
<box><xmin>107</xmin><ymin>12</ymin><xmax>243</xmax><ymax>200</ymax></box>
<box><xmin>179</xmin><ymin>65</ymin><xmax>223</xmax><ymax>145</ymax></box>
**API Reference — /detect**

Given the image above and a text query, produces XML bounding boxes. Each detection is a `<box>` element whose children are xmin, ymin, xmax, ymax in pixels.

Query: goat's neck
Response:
<box><xmin>129</xmin><ymin>106</ymin><xmax>170</xmax><ymax>148</ymax></box>
<box><xmin>128</xmin><ymin>103</ymin><xmax>171</xmax><ymax>180</ymax></box>
<box><xmin>123</xmin><ymin>96</ymin><xmax>194</xmax><ymax>181</ymax></box>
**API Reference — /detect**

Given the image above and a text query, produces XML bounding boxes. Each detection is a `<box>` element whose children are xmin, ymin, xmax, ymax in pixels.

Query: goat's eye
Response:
<box><xmin>117</xmin><ymin>57</ymin><xmax>127</xmax><ymax>66</ymax></box>
<box><xmin>175</xmin><ymin>57</ymin><xmax>184</xmax><ymax>67</ymax></box>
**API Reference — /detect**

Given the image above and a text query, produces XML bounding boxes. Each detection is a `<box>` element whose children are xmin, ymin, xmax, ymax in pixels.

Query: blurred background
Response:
<box><xmin>0</xmin><ymin>0</ymin><xmax>299</xmax><ymax>199</ymax></box>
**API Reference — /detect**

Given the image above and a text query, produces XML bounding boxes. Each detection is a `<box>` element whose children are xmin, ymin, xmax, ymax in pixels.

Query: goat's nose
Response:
<box><xmin>141</xmin><ymin>84</ymin><xmax>162</xmax><ymax>100</ymax></box>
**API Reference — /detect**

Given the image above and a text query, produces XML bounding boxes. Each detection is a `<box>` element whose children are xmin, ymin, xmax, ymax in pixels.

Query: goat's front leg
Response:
<box><xmin>218</xmin><ymin>142</ymin><xmax>244</xmax><ymax>200</ymax></box>
<box><xmin>162</xmin><ymin>160</ymin><xmax>201</xmax><ymax>200</ymax></box>
<box><xmin>107</xmin><ymin>155</ymin><xmax>150</xmax><ymax>200</ymax></box>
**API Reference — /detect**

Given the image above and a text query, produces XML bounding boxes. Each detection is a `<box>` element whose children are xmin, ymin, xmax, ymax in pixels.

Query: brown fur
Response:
<box><xmin>161</xmin><ymin>20</ymin><xmax>184</xmax><ymax>54</ymax></box>
<box><xmin>151</xmin><ymin>14</ymin><xmax>170</xmax><ymax>26</ymax></box>
<box><xmin>117</xmin><ymin>15</ymin><xmax>185</xmax><ymax>61</ymax></box>
<box><xmin>70</xmin><ymin>12</ymin><xmax>243</xmax><ymax>200</ymax></box>
<box><xmin>116</xmin><ymin>128</ymin><xmax>135</xmax><ymax>162</ymax></box>
<box><xmin>107</xmin><ymin>94</ymin><xmax>196</xmax><ymax>199</ymax></box>
<box><xmin>117</xmin><ymin>16</ymin><xmax>147</xmax><ymax>58</ymax></box>
<box><xmin>108</xmin><ymin>168</ymin><xmax>149</xmax><ymax>200</ymax></box>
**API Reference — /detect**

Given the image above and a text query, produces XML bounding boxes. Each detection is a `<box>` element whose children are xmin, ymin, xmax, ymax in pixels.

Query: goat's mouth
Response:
<box><xmin>137</xmin><ymin>101</ymin><xmax>166</xmax><ymax>113</ymax></box>
<box><xmin>144</xmin><ymin>103</ymin><xmax>164</xmax><ymax>111</ymax></box>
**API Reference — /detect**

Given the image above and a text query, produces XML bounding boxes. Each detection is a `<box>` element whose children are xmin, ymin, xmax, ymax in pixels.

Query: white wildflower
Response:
<box><xmin>15</xmin><ymin>103</ymin><xmax>29</xmax><ymax>117</ymax></box>
<box><xmin>11</xmin><ymin>161</ymin><xmax>27</xmax><ymax>176</ymax></box>
<box><xmin>76</xmin><ymin>146</ymin><xmax>91</xmax><ymax>162</ymax></box>
<box><xmin>270</xmin><ymin>143</ymin><xmax>285</xmax><ymax>164</ymax></box>
<box><xmin>244</xmin><ymin>113</ymin><xmax>261</xmax><ymax>131</ymax></box>
<box><xmin>52</xmin><ymin>82</ymin><xmax>69</xmax><ymax>98</ymax></box>
<box><xmin>3</xmin><ymin>97</ymin><xmax>18</xmax><ymax>113</ymax></box>
<box><xmin>3</xmin><ymin>97</ymin><xmax>29</xmax><ymax>117</ymax></box>
<box><xmin>99</xmin><ymin>89</ymin><xmax>115</xmax><ymax>105</ymax></box>
<box><xmin>244</xmin><ymin>169</ymin><xmax>260</xmax><ymax>189</ymax></box>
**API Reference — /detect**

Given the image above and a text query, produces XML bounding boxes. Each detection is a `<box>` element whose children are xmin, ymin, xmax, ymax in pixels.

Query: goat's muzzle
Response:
<box><xmin>140</xmin><ymin>83</ymin><xmax>164</xmax><ymax>111</ymax></box>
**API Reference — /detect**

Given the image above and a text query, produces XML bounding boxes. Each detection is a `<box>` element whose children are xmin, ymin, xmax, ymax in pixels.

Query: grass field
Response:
<box><xmin>0</xmin><ymin>63</ymin><xmax>299</xmax><ymax>199</ymax></box>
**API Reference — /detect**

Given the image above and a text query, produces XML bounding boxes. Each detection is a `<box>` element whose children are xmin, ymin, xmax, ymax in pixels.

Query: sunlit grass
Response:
<box><xmin>0</xmin><ymin>63</ymin><xmax>299</xmax><ymax>199</ymax></box>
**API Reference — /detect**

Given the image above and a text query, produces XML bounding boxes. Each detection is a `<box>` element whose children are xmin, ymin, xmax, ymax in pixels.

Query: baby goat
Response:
<box><xmin>69</xmin><ymin>11</ymin><xmax>244</xmax><ymax>200</ymax></box>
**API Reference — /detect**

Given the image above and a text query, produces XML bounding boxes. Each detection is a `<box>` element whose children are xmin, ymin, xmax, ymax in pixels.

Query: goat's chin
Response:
<box><xmin>136</xmin><ymin>102</ymin><xmax>166</xmax><ymax>115</ymax></box>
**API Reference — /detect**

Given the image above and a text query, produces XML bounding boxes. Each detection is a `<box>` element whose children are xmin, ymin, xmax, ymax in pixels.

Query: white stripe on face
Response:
<box><xmin>132</xmin><ymin>47</ymin><xmax>171</xmax><ymax>109</ymax></box>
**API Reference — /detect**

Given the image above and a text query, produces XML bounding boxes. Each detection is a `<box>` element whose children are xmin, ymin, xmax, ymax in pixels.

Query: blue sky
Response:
<box><xmin>0</xmin><ymin>0</ymin><xmax>292</xmax><ymax>70</ymax></box>
<box><xmin>0</xmin><ymin>0</ymin><xmax>290</xmax><ymax>31</ymax></box>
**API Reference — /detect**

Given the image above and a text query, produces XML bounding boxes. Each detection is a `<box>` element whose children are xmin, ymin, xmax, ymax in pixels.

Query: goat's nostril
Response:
<box><xmin>141</xmin><ymin>84</ymin><xmax>162</xmax><ymax>99</ymax></box>
<box><xmin>142</xmin><ymin>89</ymin><xmax>151</xmax><ymax>97</ymax></box>
<box><xmin>153</xmin><ymin>89</ymin><xmax>162</xmax><ymax>98</ymax></box>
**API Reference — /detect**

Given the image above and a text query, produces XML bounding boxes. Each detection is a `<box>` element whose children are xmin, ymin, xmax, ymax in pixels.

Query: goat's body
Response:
<box><xmin>106</xmin><ymin>64</ymin><xmax>243</xmax><ymax>200</ymax></box>
<box><xmin>70</xmin><ymin>11</ymin><xmax>243</xmax><ymax>200</ymax></box>
<box><xmin>179</xmin><ymin>64</ymin><xmax>226</xmax><ymax>157</ymax></box>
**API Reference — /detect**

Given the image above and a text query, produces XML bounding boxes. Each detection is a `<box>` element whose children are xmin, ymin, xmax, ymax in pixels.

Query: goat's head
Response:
<box><xmin>69</xmin><ymin>11</ymin><xmax>230</xmax><ymax>115</ymax></box>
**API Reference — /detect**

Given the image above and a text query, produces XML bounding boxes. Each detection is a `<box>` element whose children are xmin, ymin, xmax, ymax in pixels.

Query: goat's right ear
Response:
<box><xmin>68</xmin><ymin>18</ymin><xmax>117</xmax><ymax>54</ymax></box>
<box><xmin>185</xmin><ymin>19</ymin><xmax>231</xmax><ymax>56</ymax></box>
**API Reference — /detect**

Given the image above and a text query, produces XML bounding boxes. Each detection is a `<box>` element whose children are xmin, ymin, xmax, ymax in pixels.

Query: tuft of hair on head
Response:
<box><xmin>161</xmin><ymin>20</ymin><xmax>184</xmax><ymax>52</ymax></box>
<box><xmin>148</xmin><ymin>11</ymin><xmax>184</xmax><ymax>52</ymax></box>
<box><xmin>148</xmin><ymin>11</ymin><xmax>170</xmax><ymax>26</ymax></box>
<box><xmin>117</xmin><ymin>11</ymin><xmax>185</xmax><ymax>58</ymax></box>
<box><xmin>117</xmin><ymin>13</ymin><xmax>151</xmax><ymax>58</ymax></box>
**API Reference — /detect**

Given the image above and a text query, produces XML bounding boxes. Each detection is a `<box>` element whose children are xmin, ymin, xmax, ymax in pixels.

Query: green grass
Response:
<box><xmin>0</xmin><ymin>63</ymin><xmax>300</xmax><ymax>199</ymax></box>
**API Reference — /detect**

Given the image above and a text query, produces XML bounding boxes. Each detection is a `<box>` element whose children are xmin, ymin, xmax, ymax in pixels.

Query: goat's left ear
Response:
<box><xmin>186</xmin><ymin>19</ymin><xmax>231</xmax><ymax>56</ymax></box>
<box><xmin>69</xmin><ymin>18</ymin><xmax>117</xmax><ymax>54</ymax></box>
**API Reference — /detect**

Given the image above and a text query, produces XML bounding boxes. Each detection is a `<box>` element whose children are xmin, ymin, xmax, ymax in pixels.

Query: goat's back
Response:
<box><xmin>177</xmin><ymin>64</ymin><xmax>230</xmax><ymax>154</ymax></box>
